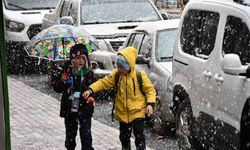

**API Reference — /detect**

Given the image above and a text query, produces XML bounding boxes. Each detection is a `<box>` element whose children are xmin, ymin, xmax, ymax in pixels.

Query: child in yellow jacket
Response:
<box><xmin>83</xmin><ymin>46</ymin><xmax>156</xmax><ymax>150</ymax></box>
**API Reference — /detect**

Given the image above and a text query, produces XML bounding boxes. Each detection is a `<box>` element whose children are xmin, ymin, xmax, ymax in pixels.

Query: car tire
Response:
<box><xmin>145</xmin><ymin>99</ymin><xmax>162</xmax><ymax>132</ymax></box>
<box><xmin>175</xmin><ymin>98</ymin><xmax>195</xmax><ymax>150</ymax></box>
<box><xmin>146</xmin><ymin>99</ymin><xmax>176</xmax><ymax>137</ymax></box>
<box><xmin>240</xmin><ymin>98</ymin><xmax>250</xmax><ymax>150</ymax></box>
<box><xmin>151</xmin><ymin>99</ymin><xmax>164</xmax><ymax>133</ymax></box>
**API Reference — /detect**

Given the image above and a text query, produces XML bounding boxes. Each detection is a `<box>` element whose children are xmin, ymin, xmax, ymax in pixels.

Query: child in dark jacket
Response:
<box><xmin>53</xmin><ymin>43</ymin><xmax>96</xmax><ymax>150</ymax></box>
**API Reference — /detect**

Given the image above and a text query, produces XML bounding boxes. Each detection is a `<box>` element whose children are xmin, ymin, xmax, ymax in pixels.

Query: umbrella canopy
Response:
<box><xmin>25</xmin><ymin>24</ymin><xmax>99</xmax><ymax>61</ymax></box>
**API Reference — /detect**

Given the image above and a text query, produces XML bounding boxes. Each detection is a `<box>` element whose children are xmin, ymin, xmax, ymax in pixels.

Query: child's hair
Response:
<box><xmin>70</xmin><ymin>44</ymin><xmax>88</xmax><ymax>60</ymax></box>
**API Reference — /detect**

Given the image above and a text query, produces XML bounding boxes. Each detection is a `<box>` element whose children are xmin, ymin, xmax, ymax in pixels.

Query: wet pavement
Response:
<box><xmin>8</xmin><ymin>77</ymin><xmax>154</xmax><ymax>150</ymax></box>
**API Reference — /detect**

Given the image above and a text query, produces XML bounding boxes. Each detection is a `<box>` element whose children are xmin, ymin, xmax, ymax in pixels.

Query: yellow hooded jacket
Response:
<box><xmin>89</xmin><ymin>46</ymin><xmax>156</xmax><ymax>123</ymax></box>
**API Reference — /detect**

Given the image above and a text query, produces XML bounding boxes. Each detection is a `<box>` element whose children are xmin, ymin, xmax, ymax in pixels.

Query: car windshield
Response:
<box><xmin>81</xmin><ymin>0</ymin><xmax>161</xmax><ymax>24</ymax></box>
<box><xmin>234</xmin><ymin>0</ymin><xmax>250</xmax><ymax>6</ymax></box>
<box><xmin>4</xmin><ymin>0</ymin><xmax>60</xmax><ymax>10</ymax></box>
<box><xmin>155</xmin><ymin>29</ymin><xmax>177</xmax><ymax>62</ymax></box>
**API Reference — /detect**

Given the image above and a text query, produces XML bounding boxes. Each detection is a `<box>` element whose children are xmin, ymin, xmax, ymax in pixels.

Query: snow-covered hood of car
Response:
<box><xmin>4</xmin><ymin>9</ymin><xmax>50</xmax><ymax>25</ymax></box>
<box><xmin>159</xmin><ymin>62</ymin><xmax>172</xmax><ymax>74</ymax></box>
<box><xmin>80</xmin><ymin>22</ymin><xmax>143</xmax><ymax>37</ymax></box>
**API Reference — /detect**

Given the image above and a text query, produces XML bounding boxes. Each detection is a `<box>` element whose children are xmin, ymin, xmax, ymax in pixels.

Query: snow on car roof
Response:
<box><xmin>133</xmin><ymin>19</ymin><xmax>180</xmax><ymax>33</ymax></box>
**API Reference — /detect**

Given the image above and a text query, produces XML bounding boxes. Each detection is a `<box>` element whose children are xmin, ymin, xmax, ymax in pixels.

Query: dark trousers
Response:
<box><xmin>64</xmin><ymin>114</ymin><xmax>94</xmax><ymax>150</ymax></box>
<box><xmin>119</xmin><ymin>118</ymin><xmax>145</xmax><ymax>150</ymax></box>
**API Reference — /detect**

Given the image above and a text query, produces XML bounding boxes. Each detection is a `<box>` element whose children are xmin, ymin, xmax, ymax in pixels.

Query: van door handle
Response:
<box><xmin>214</xmin><ymin>73</ymin><xmax>224</xmax><ymax>84</ymax></box>
<box><xmin>203</xmin><ymin>70</ymin><xmax>212</xmax><ymax>80</ymax></box>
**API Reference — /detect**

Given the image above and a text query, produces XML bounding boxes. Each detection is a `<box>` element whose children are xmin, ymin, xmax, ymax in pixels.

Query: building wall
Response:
<box><xmin>153</xmin><ymin>0</ymin><xmax>181</xmax><ymax>9</ymax></box>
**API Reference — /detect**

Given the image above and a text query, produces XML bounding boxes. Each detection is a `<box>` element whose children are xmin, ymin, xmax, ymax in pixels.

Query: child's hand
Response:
<box><xmin>82</xmin><ymin>89</ymin><xmax>91</xmax><ymax>99</ymax></box>
<box><xmin>146</xmin><ymin>105</ymin><xmax>153</xmax><ymax>117</ymax></box>
<box><xmin>87</xmin><ymin>96</ymin><xmax>95</xmax><ymax>106</ymax></box>
<box><xmin>61</xmin><ymin>73</ymin><xmax>73</xmax><ymax>85</ymax></box>
<box><xmin>61</xmin><ymin>72</ymin><xmax>68</xmax><ymax>82</ymax></box>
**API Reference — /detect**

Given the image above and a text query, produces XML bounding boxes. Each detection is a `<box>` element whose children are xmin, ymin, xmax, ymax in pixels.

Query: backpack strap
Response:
<box><xmin>111</xmin><ymin>72</ymin><xmax>120</xmax><ymax>121</ymax></box>
<box><xmin>136</xmin><ymin>70</ymin><xmax>144</xmax><ymax>95</ymax></box>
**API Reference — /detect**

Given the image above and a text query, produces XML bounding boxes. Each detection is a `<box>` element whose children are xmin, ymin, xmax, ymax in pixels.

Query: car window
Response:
<box><xmin>139</xmin><ymin>34</ymin><xmax>151</xmax><ymax>58</ymax></box>
<box><xmin>4</xmin><ymin>0</ymin><xmax>59</xmax><ymax>10</ymax></box>
<box><xmin>156</xmin><ymin>29</ymin><xmax>177</xmax><ymax>62</ymax></box>
<box><xmin>68</xmin><ymin>3</ymin><xmax>73</xmax><ymax>16</ymax></box>
<box><xmin>80</xmin><ymin>0</ymin><xmax>161</xmax><ymax>24</ymax></box>
<box><xmin>61</xmin><ymin>1</ymin><xmax>71</xmax><ymax>17</ymax></box>
<box><xmin>127</xmin><ymin>33</ymin><xmax>144</xmax><ymax>51</ymax></box>
<box><xmin>59</xmin><ymin>1</ymin><xmax>66</xmax><ymax>18</ymax></box>
<box><xmin>222</xmin><ymin>16</ymin><xmax>250</xmax><ymax>65</ymax></box>
<box><xmin>181</xmin><ymin>9</ymin><xmax>219</xmax><ymax>59</ymax></box>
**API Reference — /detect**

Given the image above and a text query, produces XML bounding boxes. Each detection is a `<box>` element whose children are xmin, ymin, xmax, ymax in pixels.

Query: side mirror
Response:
<box><xmin>49</xmin><ymin>9</ymin><xmax>53</xmax><ymax>13</ymax></box>
<box><xmin>136</xmin><ymin>55</ymin><xmax>150</xmax><ymax>66</ymax></box>
<box><xmin>159</xmin><ymin>10</ymin><xmax>169</xmax><ymax>20</ymax></box>
<box><xmin>59</xmin><ymin>16</ymin><xmax>74</xmax><ymax>25</ymax></box>
<box><xmin>161</xmin><ymin>12</ymin><xmax>169</xmax><ymax>20</ymax></box>
<box><xmin>222</xmin><ymin>54</ymin><xmax>248</xmax><ymax>76</ymax></box>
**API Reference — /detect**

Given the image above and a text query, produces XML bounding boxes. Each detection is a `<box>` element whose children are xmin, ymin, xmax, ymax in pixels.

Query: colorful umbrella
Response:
<box><xmin>25</xmin><ymin>24</ymin><xmax>99</xmax><ymax>61</ymax></box>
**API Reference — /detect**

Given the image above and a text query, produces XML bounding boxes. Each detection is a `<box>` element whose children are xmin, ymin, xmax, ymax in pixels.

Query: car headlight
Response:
<box><xmin>166</xmin><ymin>75</ymin><xmax>174</xmax><ymax>93</ymax></box>
<box><xmin>5</xmin><ymin>19</ymin><xmax>25</xmax><ymax>32</ymax></box>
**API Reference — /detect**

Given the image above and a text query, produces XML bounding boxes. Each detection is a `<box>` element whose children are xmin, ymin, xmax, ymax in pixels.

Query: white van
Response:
<box><xmin>172</xmin><ymin>0</ymin><xmax>250</xmax><ymax>149</ymax></box>
<box><xmin>3</xmin><ymin>0</ymin><xmax>60</xmax><ymax>73</ymax></box>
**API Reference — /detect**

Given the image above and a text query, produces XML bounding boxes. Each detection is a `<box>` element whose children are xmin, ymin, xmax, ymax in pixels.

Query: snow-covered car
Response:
<box><xmin>41</xmin><ymin>0</ymin><xmax>168</xmax><ymax>79</ymax></box>
<box><xmin>89</xmin><ymin>50</ymin><xmax>117</xmax><ymax>79</ymax></box>
<box><xmin>3</xmin><ymin>0</ymin><xmax>60</xmax><ymax>73</ymax></box>
<box><xmin>41</xmin><ymin>0</ymin><xmax>168</xmax><ymax>53</ymax></box>
<box><xmin>172</xmin><ymin>0</ymin><xmax>250</xmax><ymax>149</ymax></box>
<box><xmin>121</xmin><ymin>19</ymin><xmax>179</xmax><ymax>134</ymax></box>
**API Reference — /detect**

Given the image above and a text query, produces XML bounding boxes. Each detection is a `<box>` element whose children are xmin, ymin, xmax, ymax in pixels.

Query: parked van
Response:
<box><xmin>172</xmin><ymin>0</ymin><xmax>250</xmax><ymax>149</ymax></box>
<box><xmin>3</xmin><ymin>0</ymin><xmax>60</xmax><ymax>73</ymax></box>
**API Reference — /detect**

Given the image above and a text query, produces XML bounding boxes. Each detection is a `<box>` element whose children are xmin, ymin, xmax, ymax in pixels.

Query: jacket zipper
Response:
<box><xmin>126</xmin><ymin>75</ymin><xmax>129</xmax><ymax>122</ymax></box>
<box><xmin>132</xmin><ymin>78</ymin><xmax>136</xmax><ymax>96</ymax></box>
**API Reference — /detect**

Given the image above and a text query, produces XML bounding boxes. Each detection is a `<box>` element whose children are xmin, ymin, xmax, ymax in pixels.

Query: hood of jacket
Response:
<box><xmin>118</xmin><ymin>46</ymin><xmax>137</xmax><ymax>73</ymax></box>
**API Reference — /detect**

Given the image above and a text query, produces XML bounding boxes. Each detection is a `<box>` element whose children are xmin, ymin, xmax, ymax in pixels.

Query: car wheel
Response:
<box><xmin>147</xmin><ymin>98</ymin><xmax>175</xmax><ymax>137</ymax></box>
<box><xmin>176</xmin><ymin>100</ymin><xmax>195</xmax><ymax>150</ymax></box>
<box><xmin>152</xmin><ymin>99</ymin><xmax>163</xmax><ymax>133</ymax></box>
<box><xmin>145</xmin><ymin>99</ymin><xmax>162</xmax><ymax>132</ymax></box>
<box><xmin>240</xmin><ymin>99</ymin><xmax>250</xmax><ymax>150</ymax></box>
